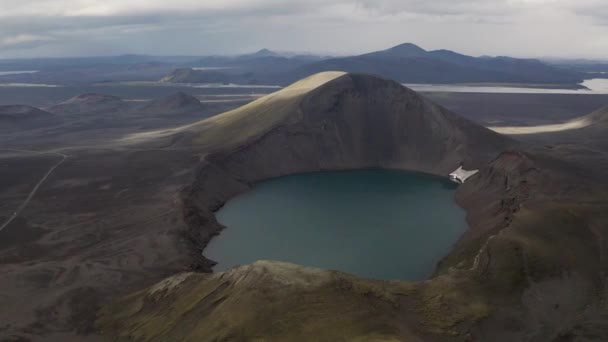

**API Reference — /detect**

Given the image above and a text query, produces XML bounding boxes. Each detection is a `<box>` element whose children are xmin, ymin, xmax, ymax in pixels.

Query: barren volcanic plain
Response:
<box><xmin>2</xmin><ymin>72</ymin><xmax>608</xmax><ymax>341</ymax></box>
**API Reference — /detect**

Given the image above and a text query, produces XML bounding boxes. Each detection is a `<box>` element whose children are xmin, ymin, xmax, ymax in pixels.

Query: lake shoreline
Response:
<box><xmin>205</xmin><ymin>169</ymin><xmax>466</xmax><ymax>281</ymax></box>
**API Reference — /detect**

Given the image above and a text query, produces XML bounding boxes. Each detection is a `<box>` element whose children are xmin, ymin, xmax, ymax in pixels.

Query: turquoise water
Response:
<box><xmin>205</xmin><ymin>170</ymin><xmax>467</xmax><ymax>281</ymax></box>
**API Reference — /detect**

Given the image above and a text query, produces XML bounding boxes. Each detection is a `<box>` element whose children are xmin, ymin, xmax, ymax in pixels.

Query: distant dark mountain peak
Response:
<box><xmin>244</xmin><ymin>49</ymin><xmax>281</xmax><ymax>58</ymax></box>
<box><xmin>256</xmin><ymin>48</ymin><xmax>278</xmax><ymax>55</ymax></box>
<box><xmin>0</xmin><ymin>105</ymin><xmax>53</xmax><ymax>120</ymax></box>
<box><xmin>292</xmin><ymin>43</ymin><xmax>584</xmax><ymax>86</ymax></box>
<box><xmin>0</xmin><ymin>105</ymin><xmax>59</xmax><ymax>129</ymax></box>
<box><xmin>143</xmin><ymin>91</ymin><xmax>203</xmax><ymax>113</ymax></box>
<box><xmin>160</xmin><ymin>68</ymin><xmax>193</xmax><ymax>83</ymax></box>
<box><xmin>157</xmin><ymin>92</ymin><xmax>201</xmax><ymax>108</ymax></box>
<box><xmin>357</xmin><ymin>43</ymin><xmax>428</xmax><ymax>59</ymax></box>
<box><xmin>50</xmin><ymin>93</ymin><xmax>126</xmax><ymax>115</ymax></box>
<box><xmin>63</xmin><ymin>93</ymin><xmax>123</xmax><ymax>105</ymax></box>
<box><xmin>430</xmin><ymin>49</ymin><xmax>465</xmax><ymax>57</ymax></box>
<box><xmin>162</xmin><ymin>43</ymin><xmax>584</xmax><ymax>87</ymax></box>
<box><xmin>377</xmin><ymin>43</ymin><xmax>427</xmax><ymax>57</ymax></box>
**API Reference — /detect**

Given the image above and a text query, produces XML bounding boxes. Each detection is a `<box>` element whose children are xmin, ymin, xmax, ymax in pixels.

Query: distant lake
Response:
<box><xmin>0</xmin><ymin>70</ymin><xmax>39</xmax><ymax>76</ymax></box>
<box><xmin>206</xmin><ymin>170</ymin><xmax>467</xmax><ymax>281</ymax></box>
<box><xmin>406</xmin><ymin>78</ymin><xmax>608</xmax><ymax>94</ymax></box>
<box><xmin>104</xmin><ymin>81</ymin><xmax>282</xmax><ymax>89</ymax></box>
<box><xmin>581</xmin><ymin>79</ymin><xmax>608</xmax><ymax>93</ymax></box>
<box><xmin>0</xmin><ymin>83</ymin><xmax>61</xmax><ymax>88</ymax></box>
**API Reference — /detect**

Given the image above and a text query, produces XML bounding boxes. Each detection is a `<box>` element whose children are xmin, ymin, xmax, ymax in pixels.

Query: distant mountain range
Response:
<box><xmin>0</xmin><ymin>44</ymin><xmax>596</xmax><ymax>88</ymax></box>
<box><xmin>161</xmin><ymin>43</ymin><xmax>587</xmax><ymax>87</ymax></box>
<box><xmin>543</xmin><ymin>58</ymin><xmax>608</xmax><ymax>75</ymax></box>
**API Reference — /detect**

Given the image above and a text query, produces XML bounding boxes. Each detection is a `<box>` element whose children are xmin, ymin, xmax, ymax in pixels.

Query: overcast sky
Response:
<box><xmin>0</xmin><ymin>0</ymin><xmax>607</xmax><ymax>59</ymax></box>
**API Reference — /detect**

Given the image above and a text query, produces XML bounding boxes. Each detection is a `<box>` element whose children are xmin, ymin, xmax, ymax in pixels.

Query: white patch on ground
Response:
<box><xmin>191</xmin><ymin>67</ymin><xmax>235</xmax><ymax>71</ymax></box>
<box><xmin>0</xmin><ymin>70</ymin><xmax>39</xmax><ymax>76</ymax></box>
<box><xmin>449</xmin><ymin>166</ymin><xmax>479</xmax><ymax>183</ymax></box>
<box><xmin>404</xmin><ymin>79</ymin><xmax>608</xmax><ymax>94</ymax></box>
<box><xmin>189</xmin><ymin>83</ymin><xmax>281</xmax><ymax>89</ymax></box>
<box><xmin>580</xmin><ymin>78</ymin><xmax>608</xmax><ymax>93</ymax></box>
<box><xmin>489</xmin><ymin>116</ymin><xmax>593</xmax><ymax>135</ymax></box>
<box><xmin>0</xmin><ymin>83</ymin><xmax>61</xmax><ymax>88</ymax></box>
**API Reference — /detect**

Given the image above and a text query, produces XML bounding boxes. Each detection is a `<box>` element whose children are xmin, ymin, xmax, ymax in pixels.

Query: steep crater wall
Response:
<box><xmin>181</xmin><ymin>74</ymin><xmax>513</xmax><ymax>271</ymax></box>
<box><xmin>99</xmin><ymin>74</ymin><xmax>608</xmax><ymax>341</ymax></box>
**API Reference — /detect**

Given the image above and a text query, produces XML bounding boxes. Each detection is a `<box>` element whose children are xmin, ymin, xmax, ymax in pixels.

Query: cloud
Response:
<box><xmin>0</xmin><ymin>0</ymin><xmax>546</xmax><ymax>19</ymax></box>
<box><xmin>566</xmin><ymin>0</ymin><xmax>608</xmax><ymax>25</ymax></box>
<box><xmin>0</xmin><ymin>0</ymin><xmax>606</xmax><ymax>58</ymax></box>
<box><xmin>0</xmin><ymin>34</ymin><xmax>56</xmax><ymax>48</ymax></box>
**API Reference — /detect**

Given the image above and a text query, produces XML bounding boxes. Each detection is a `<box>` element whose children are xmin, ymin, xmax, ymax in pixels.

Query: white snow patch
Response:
<box><xmin>449</xmin><ymin>166</ymin><xmax>479</xmax><ymax>184</ymax></box>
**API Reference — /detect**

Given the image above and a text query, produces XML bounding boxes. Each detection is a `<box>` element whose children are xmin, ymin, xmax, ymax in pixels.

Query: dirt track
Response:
<box><xmin>0</xmin><ymin>148</ymin><xmax>67</xmax><ymax>232</ymax></box>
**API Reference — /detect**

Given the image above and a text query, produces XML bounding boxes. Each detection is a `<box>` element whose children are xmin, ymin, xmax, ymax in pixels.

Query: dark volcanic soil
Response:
<box><xmin>95</xmin><ymin>74</ymin><xmax>608</xmax><ymax>341</ymax></box>
<box><xmin>3</xmin><ymin>73</ymin><xmax>608</xmax><ymax>341</ymax></box>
